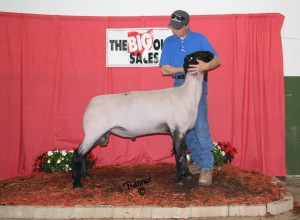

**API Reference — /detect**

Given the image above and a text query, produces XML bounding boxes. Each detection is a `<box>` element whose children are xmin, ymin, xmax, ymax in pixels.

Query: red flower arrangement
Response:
<box><xmin>187</xmin><ymin>141</ymin><xmax>238</xmax><ymax>170</ymax></box>
<box><xmin>213</xmin><ymin>141</ymin><xmax>238</xmax><ymax>170</ymax></box>
<box><xmin>33</xmin><ymin>149</ymin><xmax>97</xmax><ymax>173</ymax></box>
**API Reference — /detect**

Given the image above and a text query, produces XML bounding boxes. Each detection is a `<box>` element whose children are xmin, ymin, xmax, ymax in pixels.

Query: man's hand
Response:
<box><xmin>187</xmin><ymin>59</ymin><xmax>210</xmax><ymax>74</ymax></box>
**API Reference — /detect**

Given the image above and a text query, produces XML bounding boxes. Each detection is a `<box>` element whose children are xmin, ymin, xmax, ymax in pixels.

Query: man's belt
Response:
<box><xmin>175</xmin><ymin>72</ymin><xmax>208</xmax><ymax>82</ymax></box>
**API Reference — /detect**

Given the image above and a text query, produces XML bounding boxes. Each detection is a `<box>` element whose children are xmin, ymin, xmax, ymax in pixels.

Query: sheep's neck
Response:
<box><xmin>182</xmin><ymin>72</ymin><xmax>204</xmax><ymax>108</ymax></box>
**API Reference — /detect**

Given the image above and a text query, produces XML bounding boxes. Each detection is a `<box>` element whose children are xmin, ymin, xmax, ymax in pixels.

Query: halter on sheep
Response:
<box><xmin>71</xmin><ymin>51</ymin><xmax>214</xmax><ymax>189</ymax></box>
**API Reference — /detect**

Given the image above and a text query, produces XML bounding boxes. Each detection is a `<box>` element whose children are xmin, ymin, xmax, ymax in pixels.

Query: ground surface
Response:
<box><xmin>0</xmin><ymin>163</ymin><xmax>286</xmax><ymax>207</ymax></box>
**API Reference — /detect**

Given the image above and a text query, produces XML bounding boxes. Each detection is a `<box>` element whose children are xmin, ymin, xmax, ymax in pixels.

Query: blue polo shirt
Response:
<box><xmin>159</xmin><ymin>29</ymin><xmax>217</xmax><ymax>77</ymax></box>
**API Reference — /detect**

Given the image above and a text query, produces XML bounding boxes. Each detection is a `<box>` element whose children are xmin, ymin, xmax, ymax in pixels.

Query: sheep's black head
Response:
<box><xmin>183</xmin><ymin>51</ymin><xmax>214</xmax><ymax>73</ymax></box>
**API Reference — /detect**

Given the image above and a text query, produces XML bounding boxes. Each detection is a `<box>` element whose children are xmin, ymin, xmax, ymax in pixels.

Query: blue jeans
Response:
<box><xmin>174</xmin><ymin>78</ymin><xmax>214</xmax><ymax>170</ymax></box>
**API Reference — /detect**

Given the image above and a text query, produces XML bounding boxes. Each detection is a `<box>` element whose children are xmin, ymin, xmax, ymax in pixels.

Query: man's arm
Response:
<box><xmin>207</xmin><ymin>56</ymin><xmax>221</xmax><ymax>70</ymax></box>
<box><xmin>161</xmin><ymin>65</ymin><xmax>184</xmax><ymax>76</ymax></box>
<box><xmin>188</xmin><ymin>56</ymin><xmax>221</xmax><ymax>74</ymax></box>
<box><xmin>162</xmin><ymin>56</ymin><xmax>221</xmax><ymax>76</ymax></box>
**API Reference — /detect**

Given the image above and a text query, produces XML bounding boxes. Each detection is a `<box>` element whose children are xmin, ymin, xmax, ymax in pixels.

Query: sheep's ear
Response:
<box><xmin>183</xmin><ymin>62</ymin><xmax>189</xmax><ymax>73</ymax></box>
<box><xmin>208</xmin><ymin>51</ymin><xmax>214</xmax><ymax>61</ymax></box>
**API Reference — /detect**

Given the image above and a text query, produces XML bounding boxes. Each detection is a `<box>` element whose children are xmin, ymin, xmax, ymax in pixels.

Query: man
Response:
<box><xmin>159</xmin><ymin>10</ymin><xmax>221</xmax><ymax>186</ymax></box>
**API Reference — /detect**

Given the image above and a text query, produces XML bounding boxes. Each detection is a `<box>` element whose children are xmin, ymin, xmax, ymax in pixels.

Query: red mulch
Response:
<box><xmin>0</xmin><ymin>163</ymin><xmax>286</xmax><ymax>207</ymax></box>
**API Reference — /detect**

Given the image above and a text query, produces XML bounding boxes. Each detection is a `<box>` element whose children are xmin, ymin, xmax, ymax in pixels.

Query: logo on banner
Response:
<box><xmin>127</xmin><ymin>29</ymin><xmax>158</xmax><ymax>64</ymax></box>
<box><xmin>106</xmin><ymin>28</ymin><xmax>171</xmax><ymax>67</ymax></box>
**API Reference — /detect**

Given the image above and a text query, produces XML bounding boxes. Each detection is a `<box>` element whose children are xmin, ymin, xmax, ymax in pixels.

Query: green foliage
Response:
<box><xmin>187</xmin><ymin>141</ymin><xmax>237</xmax><ymax>170</ymax></box>
<box><xmin>33</xmin><ymin>149</ymin><xmax>97</xmax><ymax>173</ymax></box>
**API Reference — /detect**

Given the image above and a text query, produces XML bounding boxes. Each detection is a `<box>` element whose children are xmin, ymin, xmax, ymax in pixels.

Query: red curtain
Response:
<box><xmin>0</xmin><ymin>12</ymin><xmax>285</xmax><ymax>178</ymax></box>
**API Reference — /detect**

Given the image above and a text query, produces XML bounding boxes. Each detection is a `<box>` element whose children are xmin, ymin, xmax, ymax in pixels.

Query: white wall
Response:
<box><xmin>0</xmin><ymin>0</ymin><xmax>299</xmax><ymax>76</ymax></box>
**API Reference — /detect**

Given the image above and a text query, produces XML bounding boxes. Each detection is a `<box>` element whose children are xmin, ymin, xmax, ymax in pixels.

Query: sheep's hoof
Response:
<box><xmin>81</xmin><ymin>172</ymin><xmax>91</xmax><ymax>179</ymax></box>
<box><xmin>186</xmin><ymin>175</ymin><xmax>193</xmax><ymax>180</ymax></box>
<box><xmin>176</xmin><ymin>180</ymin><xmax>184</xmax><ymax>185</ymax></box>
<box><xmin>185</xmin><ymin>171</ymin><xmax>193</xmax><ymax>179</ymax></box>
<box><xmin>73</xmin><ymin>182</ymin><xmax>83</xmax><ymax>189</ymax></box>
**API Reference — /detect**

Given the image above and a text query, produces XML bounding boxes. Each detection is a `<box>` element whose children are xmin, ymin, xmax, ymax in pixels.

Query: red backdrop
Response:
<box><xmin>0</xmin><ymin>12</ymin><xmax>285</xmax><ymax>178</ymax></box>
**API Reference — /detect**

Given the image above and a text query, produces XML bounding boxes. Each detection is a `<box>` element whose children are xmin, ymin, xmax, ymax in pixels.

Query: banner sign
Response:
<box><xmin>106</xmin><ymin>28</ymin><xmax>172</xmax><ymax>67</ymax></box>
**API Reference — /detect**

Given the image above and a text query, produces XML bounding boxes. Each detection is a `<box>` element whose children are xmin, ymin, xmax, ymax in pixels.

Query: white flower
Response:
<box><xmin>47</xmin><ymin>159</ymin><xmax>51</xmax><ymax>163</ymax></box>
<box><xmin>61</xmin><ymin>150</ymin><xmax>67</xmax><ymax>156</ymax></box>
<box><xmin>47</xmin><ymin>151</ymin><xmax>53</xmax><ymax>156</ymax></box>
<box><xmin>186</xmin><ymin>154</ymin><xmax>191</xmax><ymax>161</ymax></box>
<box><xmin>221</xmin><ymin>151</ymin><xmax>225</xmax><ymax>156</ymax></box>
<box><xmin>57</xmin><ymin>159</ymin><xmax>61</xmax><ymax>164</ymax></box>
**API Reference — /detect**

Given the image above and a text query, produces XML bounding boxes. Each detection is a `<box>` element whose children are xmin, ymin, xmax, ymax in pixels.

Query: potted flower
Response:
<box><xmin>213</xmin><ymin>141</ymin><xmax>237</xmax><ymax>170</ymax></box>
<box><xmin>33</xmin><ymin>149</ymin><xmax>97</xmax><ymax>173</ymax></box>
<box><xmin>186</xmin><ymin>141</ymin><xmax>237</xmax><ymax>170</ymax></box>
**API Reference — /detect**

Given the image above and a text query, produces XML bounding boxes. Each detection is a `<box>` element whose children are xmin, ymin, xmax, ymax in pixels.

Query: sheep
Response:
<box><xmin>71</xmin><ymin>51</ymin><xmax>214</xmax><ymax>189</ymax></box>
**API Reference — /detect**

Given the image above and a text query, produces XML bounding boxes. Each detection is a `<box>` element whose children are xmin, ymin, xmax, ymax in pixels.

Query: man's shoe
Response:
<box><xmin>198</xmin><ymin>169</ymin><xmax>213</xmax><ymax>186</ymax></box>
<box><xmin>187</xmin><ymin>162</ymin><xmax>202</xmax><ymax>174</ymax></box>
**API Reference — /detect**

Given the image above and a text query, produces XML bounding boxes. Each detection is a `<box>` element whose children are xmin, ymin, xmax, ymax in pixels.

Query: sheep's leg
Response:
<box><xmin>71</xmin><ymin>146</ymin><xmax>92</xmax><ymax>188</ymax></box>
<box><xmin>71</xmin><ymin>149</ymin><xmax>83</xmax><ymax>189</ymax></box>
<box><xmin>78</xmin><ymin>132</ymin><xmax>111</xmax><ymax>180</ymax></box>
<box><xmin>71</xmin><ymin>137</ymin><xmax>96</xmax><ymax>189</ymax></box>
<box><xmin>172</xmin><ymin>130</ymin><xmax>186</xmax><ymax>185</ymax></box>
<box><xmin>71</xmin><ymin>131</ymin><xmax>111</xmax><ymax>189</ymax></box>
<box><xmin>80</xmin><ymin>155</ymin><xmax>90</xmax><ymax>179</ymax></box>
<box><xmin>182</xmin><ymin>143</ymin><xmax>192</xmax><ymax>179</ymax></box>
